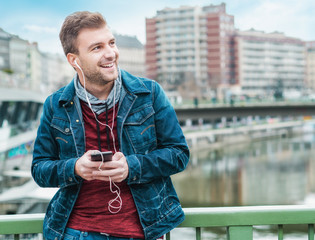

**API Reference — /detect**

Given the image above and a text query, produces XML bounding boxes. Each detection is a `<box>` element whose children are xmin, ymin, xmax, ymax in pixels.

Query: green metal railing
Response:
<box><xmin>0</xmin><ymin>213</ymin><xmax>43</xmax><ymax>239</ymax></box>
<box><xmin>168</xmin><ymin>206</ymin><xmax>315</xmax><ymax>240</ymax></box>
<box><xmin>1</xmin><ymin>205</ymin><xmax>315</xmax><ymax>240</ymax></box>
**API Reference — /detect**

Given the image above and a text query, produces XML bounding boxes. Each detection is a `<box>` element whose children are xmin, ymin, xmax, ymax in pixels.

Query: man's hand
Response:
<box><xmin>91</xmin><ymin>152</ymin><xmax>129</xmax><ymax>182</ymax></box>
<box><xmin>74</xmin><ymin>150</ymin><xmax>103</xmax><ymax>181</ymax></box>
<box><xmin>75</xmin><ymin>151</ymin><xmax>129</xmax><ymax>182</ymax></box>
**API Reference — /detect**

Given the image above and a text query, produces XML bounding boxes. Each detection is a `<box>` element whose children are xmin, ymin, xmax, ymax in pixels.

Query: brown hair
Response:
<box><xmin>59</xmin><ymin>11</ymin><xmax>107</xmax><ymax>55</ymax></box>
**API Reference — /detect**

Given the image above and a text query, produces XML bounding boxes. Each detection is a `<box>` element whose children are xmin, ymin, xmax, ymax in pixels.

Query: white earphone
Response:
<box><xmin>74</xmin><ymin>58</ymin><xmax>121</xmax><ymax>214</ymax></box>
<box><xmin>74</xmin><ymin>59</ymin><xmax>80</xmax><ymax>69</ymax></box>
<box><xmin>74</xmin><ymin>58</ymin><xmax>117</xmax><ymax>153</ymax></box>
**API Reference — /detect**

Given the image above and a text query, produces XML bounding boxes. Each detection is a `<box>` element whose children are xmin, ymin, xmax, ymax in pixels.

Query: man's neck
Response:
<box><xmin>85</xmin><ymin>82</ymin><xmax>114</xmax><ymax>100</ymax></box>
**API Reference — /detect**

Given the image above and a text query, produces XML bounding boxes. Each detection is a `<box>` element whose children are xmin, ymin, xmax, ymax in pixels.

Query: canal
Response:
<box><xmin>171</xmin><ymin>132</ymin><xmax>315</xmax><ymax>239</ymax></box>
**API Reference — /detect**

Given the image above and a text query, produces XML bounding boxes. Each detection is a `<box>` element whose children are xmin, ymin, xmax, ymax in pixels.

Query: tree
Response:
<box><xmin>274</xmin><ymin>79</ymin><xmax>283</xmax><ymax>101</ymax></box>
<box><xmin>2</xmin><ymin>68</ymin><xmax>14</xmax><ymax>75</ymax></box>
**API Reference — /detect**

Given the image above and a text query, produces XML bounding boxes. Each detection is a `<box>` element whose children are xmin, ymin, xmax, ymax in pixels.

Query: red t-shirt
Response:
<box><xmin>67</xmin><ymin>101</ymin><xmax>145</xmax><ymax>239</ymax></box>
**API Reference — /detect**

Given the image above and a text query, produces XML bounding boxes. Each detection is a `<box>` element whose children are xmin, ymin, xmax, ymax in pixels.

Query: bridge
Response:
<box><xmin>175</xmin><ymin>102</ymin><xmax>315</xmax><ymax>126</ymax></box>
<box><xmin>2</xmin><ymin>87</ymin><xmax>315</xmax><ymax>128</ymax></box>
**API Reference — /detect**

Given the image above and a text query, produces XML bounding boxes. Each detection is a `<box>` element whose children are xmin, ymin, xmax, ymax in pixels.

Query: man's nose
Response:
<box><xmin>103</xmin><ymin>46</ymin><xmax>116</xmax><ymax>59</ymax></box>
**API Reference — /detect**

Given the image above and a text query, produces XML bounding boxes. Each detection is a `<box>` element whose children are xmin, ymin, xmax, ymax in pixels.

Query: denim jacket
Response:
<box><xmin>32</xmin><ymin>70</ymin><xmax>190</xmax><ymax>240</ymax></box>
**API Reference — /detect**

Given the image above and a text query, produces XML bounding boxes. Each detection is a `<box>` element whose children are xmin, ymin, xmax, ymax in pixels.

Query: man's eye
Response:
<box><xmin>110</xmin><ymin>41</ymin><xmax>115</xmax><ymax>46</ymax></box>
<box><xmin>93</xmin><ymin>46</ymin><xmax>101</xmax><ymax>51</ymax></box>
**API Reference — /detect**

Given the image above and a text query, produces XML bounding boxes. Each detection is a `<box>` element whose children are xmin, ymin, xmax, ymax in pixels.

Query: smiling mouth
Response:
<box><xmin>101</xmin><ymin>63</ymin><xmax>114</xmax><ymax>68</ymax></box>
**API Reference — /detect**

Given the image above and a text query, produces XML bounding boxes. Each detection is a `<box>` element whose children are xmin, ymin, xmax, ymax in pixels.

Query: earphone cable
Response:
<box><xmin>75</xmin><ymin>61</ymin><xmax>122</xmax><ymax>214</ymax></box>
<box><xmin>97</xmin><ymin>150</ymin><xmax>122</xmax><ymax>214</ymax></box>
<box><xmin>75</xmin><ymin>61</ymin><xmax>117</xmax><ymax>153</ymax></box>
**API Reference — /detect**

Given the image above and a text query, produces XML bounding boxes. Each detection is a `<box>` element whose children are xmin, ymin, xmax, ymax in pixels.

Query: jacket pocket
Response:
<box><xmin>124</xmin><ymin>104</ymin><xmax>157</xmax><ymax>154</ymax></box>
<box><xmin>134</xmin><ymin>178</ymin><xmax>179</xmax><ymax>224</ymax></box>
<box><xmin>46</xmin><ymin>190</ymin><xmax>68</xmax><ymax>234</ymax></box>
<box><xmin>51</xmin><ymin>117</ymin><xmax>76</xmax><ymax>158</ymax></box>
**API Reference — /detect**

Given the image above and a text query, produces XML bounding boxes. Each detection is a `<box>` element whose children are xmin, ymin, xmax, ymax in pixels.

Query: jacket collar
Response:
<box><xmin>58</xmin><ymin>78</ymin><xmax>76</xmax><ymax>106</ymax></box>
<box><xmin>120</xmin><ymin>69</ymin><xmax>151</xmax><ymax>95</ymax></box>
<box><xmin>58</xmin><ymin>69</ymin><xmax>151</xmax><ymax>106</ymax></box>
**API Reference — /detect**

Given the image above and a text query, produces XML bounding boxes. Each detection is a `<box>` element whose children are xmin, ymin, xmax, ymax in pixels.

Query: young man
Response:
<box><xmin>31</xmin><ymin>11</ymin><xmax>189</xmax><ymax>240</ymax></box>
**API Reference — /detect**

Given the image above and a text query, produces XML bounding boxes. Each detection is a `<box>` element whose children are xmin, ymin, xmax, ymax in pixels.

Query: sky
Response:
<box><xmin>0</xmin><ymin>0</ymin><xmax>314</xmax><ymax>55</ymax></box>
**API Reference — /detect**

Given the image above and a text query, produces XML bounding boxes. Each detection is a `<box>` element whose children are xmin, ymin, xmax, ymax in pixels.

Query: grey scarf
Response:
<box><xmin>74</xmin><ymin>69</ymin><xmax>122</xmax><ymax>115</ymax></box>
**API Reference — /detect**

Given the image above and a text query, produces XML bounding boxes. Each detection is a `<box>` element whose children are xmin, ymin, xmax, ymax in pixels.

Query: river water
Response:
<box><xmin>171</xmin><ymin>133</ymin><xmax>315</xmax><ymax>239</ymax></box>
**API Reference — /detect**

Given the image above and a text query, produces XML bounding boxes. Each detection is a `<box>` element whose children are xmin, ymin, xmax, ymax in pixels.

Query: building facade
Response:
<box><xmin>115</xmin><ymin>34</ymin><xmax>145</xmax><ymax>77</ymax></box>
<box><xmin>0</xmin><ymin>28</ymin><xmax>10</xmax><ymax>72</ymax></box>
<box><xmin>9</xmin><ymin>35</ymin><xmax>29</xmax><ymax>83</ymax></box>
<box><xmin>40</xmin><ymin>52</ymin><xmax>74</xmax><ymax>94</ymax></box>
<box><xmin>146</xmin><ymin>3</ymin><xmax>309</xmax><ymax>101</ymax></box>
<box><xmin>0</xmin><ymin>28</ymin><xmax>74</xmax><ymax>94</ymax></box>
<box><xmin>28</xmin><ymin>42</ymin><xmax>42</xmax><ymax>92</ymax></box>
<box><xmin>234</xmin><ymin>30</ymin><xmax>305</xmax><ymax>98</ymax></box>
<box><xmin>146</xmin><ymin>3</ymin><xmax>235</xmax><ymax>99</ymax></box>
<box><xmin>0</xmin><ymin>28</ymin><xmax>31</xmax><ymax>89</ymax></box>
<box><xmin>306</xmin><ymin>41</ymin><xmax>315</xmax><ymax>91</ymax></box>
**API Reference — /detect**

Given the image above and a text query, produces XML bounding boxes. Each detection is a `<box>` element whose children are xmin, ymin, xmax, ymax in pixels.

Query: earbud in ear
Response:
<box><xmin>74</xmin><ymin>59</ymin><xmax>82</xmax><ymax>71</ymax></box>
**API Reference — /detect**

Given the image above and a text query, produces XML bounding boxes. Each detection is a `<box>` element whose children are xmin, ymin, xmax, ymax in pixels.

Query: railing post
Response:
<box><xmin>227</xmin><ymin>226</ymin><xmax>253</xmax><ymax>240</ymax></box>
<box><xmin>309</xmin><ymin>224</ymin><xmax>314</xmax><ymax>240</ymax></box>
<box><xmin>278</xmin><ymin>224</ymin><xmax>283</xmax><ymax>240</ymax></box>
<box><xmin>196</xmin><ymin>227</ymin><xmax>201</xmax><ymax>240</ymax></box>
<box><xmin>166</xmin><ymin>232</ymin><xmax>170</xmax><ymax>240</ymax></box>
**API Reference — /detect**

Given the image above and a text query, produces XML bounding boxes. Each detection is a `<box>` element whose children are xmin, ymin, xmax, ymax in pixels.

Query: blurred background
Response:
<box><xmin>0</xmin><ymin>0</ymin><xmax>315</xmax><ymax>239</ymax></box>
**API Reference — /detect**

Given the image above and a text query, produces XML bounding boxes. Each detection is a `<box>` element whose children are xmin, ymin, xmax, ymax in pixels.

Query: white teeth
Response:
<box><xmin>102</xmin><ymin>63</ymin><xmax>114</xmax><ymax>68</ymax></box>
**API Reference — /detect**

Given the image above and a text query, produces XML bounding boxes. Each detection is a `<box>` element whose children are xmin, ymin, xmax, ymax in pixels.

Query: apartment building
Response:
<box><xmin>306</xmin><ymin>41</ymin><xmax>315</xmax><ymax>91</ymax></box>
<box><xmin>9</xmin><ymin>35</ymin><xmax>29</xmax><ymax>81</ymax></box>
<box><xmin>0</xmin><ymin>28</ymin><xmax>31</xmax><ymax>88</ymax></box>
<box><xmin>0</xmin><ymin>28</ymin><xmax>74</xmax><ymax>94</ymax></box>
<box><xmin>146</xmin><ymin>3</ymin><xmax>308</xmax><ymax>100</ymax></box>
<box><xmin>115</xmin><ymin>34</ymin><xmax>145</xmax><ymax>77</ymax></box>
<box><xmin>40</xmin><ymin>52</ymin><xmax>74</xmax><ymax>94</ymax></box>
<box><xmin>28</xmin><ymin>42</ymin><xmax>42</xmax><ymax>92</ymax></box>
<box><xmin>146</xmin><ymin>3</ymin><xmax>234</xmax><ymax>99</ymax></box>
<box><xmin>0</xmin><ymin>28</ymin><xmax>10</xmax><ymax>72</ymax></box>
<box><xmin>234</xmin><ymin>30</ymin><xmax>305</xmax><ymax>97</ymax></box>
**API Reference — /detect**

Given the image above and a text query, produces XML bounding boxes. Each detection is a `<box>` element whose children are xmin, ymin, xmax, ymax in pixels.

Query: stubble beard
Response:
<box><xmin>84</xmin><ymin>66</ymin><xmax>118</xmax><ymax>86</ymax></box>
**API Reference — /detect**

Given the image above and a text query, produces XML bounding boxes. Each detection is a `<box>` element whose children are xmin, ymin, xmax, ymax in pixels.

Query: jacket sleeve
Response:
<box><xmin>31</xmin><ymin>96</ymin><xmax>81</xmax><ymax>188</ymax></box>
<box><xmin>126</xmin><ymin>81</ymin><xmax>190</xmax><ymax>185</ymax></box>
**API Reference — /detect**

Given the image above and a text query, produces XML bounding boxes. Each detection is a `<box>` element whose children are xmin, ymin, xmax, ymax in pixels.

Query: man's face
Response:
<box><xmin>75</xmin><ymin>25</ymin><xmax>119</xmax><ymax>85</ymax></box>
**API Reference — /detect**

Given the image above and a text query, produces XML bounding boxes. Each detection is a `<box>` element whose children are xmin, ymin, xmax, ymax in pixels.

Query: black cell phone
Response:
<box><xmin>91</xmin><ymin>151</ymin><xmax>113</xmax><ymax>162</ymax></box>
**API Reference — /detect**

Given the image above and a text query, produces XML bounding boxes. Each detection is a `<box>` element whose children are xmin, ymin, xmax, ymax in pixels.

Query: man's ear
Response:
<box><xmin>67</xmin><ymin>53</ymin><xmax>78</xmax><ymax>68</ymax></box>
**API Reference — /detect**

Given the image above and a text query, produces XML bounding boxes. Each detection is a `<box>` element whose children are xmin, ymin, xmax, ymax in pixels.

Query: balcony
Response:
<box><xmin>1</xmin><ymin>205</ymin><xmax>315</xmax><ymax>239</ymax></box>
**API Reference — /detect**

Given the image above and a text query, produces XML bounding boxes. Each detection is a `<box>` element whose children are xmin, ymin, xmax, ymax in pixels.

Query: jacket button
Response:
<box><xmin>65</xmin><ymin>128</ymin><xmax>70</xmax><ymax>133</ymax></box>
<box><xmin>69</xmin><ymin>177</ymin><xmax>73</xmax><ymax>182</ymax></box>
<box><xmin>133</xmin><ymin>176</ymin><xmax>137</xmax><ymax>181</ymax></box>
